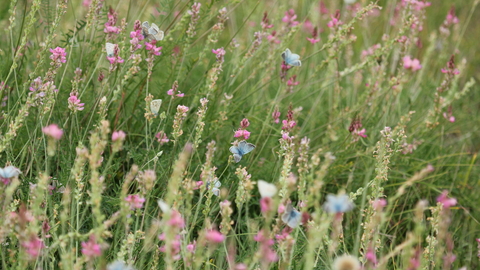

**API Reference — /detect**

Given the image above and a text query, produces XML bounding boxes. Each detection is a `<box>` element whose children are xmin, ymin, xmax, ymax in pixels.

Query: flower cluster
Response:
<box><xmin>403</xmin><ymin>56</ymin><xmax>422</xmax><ymax>71</ymax></box>
<box><xmin>107</xmin><ymin>44</ymin><xmax>124</xmax><ymax>67</ymax></box>
<box><xmin>145</xmin><ymin>40</ymin><xmax>162</xmax><ymax>56</ymax></box>
<box><xmin>104</xmin><ymin>7</ymin><xmax>120</xmax><ymax>34</ymax></box>
<box><xmin>327</xmin><ymin>10</ymin><xmax>342</xmax><ymax>28</ymax></box>
<box><xmin>68</xmin><ymin>93</ymin><xmax>85</xmax><ymax>112</ymax></box>
<box><xmin>306</xmin><ymin>27</ymin><xmax>320</xmax><ymax>44</ymax></box>
<box><xmin>186</xmin><ymin>2</ymin><xmax>201</xmax><ymax>38</ymax></box>
<box><xmin>348</xmin><ymin>118</ymin><xmax>367</xmax><ymax>142</ymax></box>
<box><xmin>167</xmin><ymin>81</ymin><xmax>184</xmax><ymax>97</ymax></box>
<box><xmin>49</xmin><ymin>47</ymin><xmax>67</xmax><ymax>67</ymax></box>
<box><xmin>129</xmin><ymin>20</ymin><xmax>144</xmax><ymax>52</ymax></box>
<box><xmin>234</xmin><ymin>118</ymin><xmax>251</xmax><ymax>140</ymax></box>
<box><xmin>282</xmin><ymin>9</ymin><xmax>299</xmax><ymax>27</ymax></box>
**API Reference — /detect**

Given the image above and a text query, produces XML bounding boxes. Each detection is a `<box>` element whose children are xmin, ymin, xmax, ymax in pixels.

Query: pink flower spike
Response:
<box><xmin>187</xmin><ymin>241</ymin><xmax>196</xmax><ymax>253</ymax></box>
<box><xmin>205</xmin><ymin>229</ymin><xmax>225</xmax><ymax>243</ymax></box>
<box><xmin>176</xmin><ymin>93</ymin><xmax>184</xmax><ymax>97</ymax></box>
<box><xmin>81</xmin><ymin>235</ymin><xmax>102</xmax><ymax>258</ymax></box>
<box><xmin>240</xmin><ymin>118</ymin><xmax>250</xmax><ymax>128</ymax></box>
<box><xmin>167</xmin><ymin>89</ymin><xmax>174</xmax><ymax>96</ymax></box>
<box><xmin>49</xmin><ymin>47</ymin><xmax>67</xmax><ymax>64</ymax></box>
<box><xmin>436</xmin><ymin>190</ymin><xmax>457</xmax><ymax>209</ymax></box>
<box><xmin>372</xmin><ymin>199</ymin><xmax>387</xmax><ymax>211</ymax></box>
<box><xmin>42</xmin><ymin>124</ymin><xmax>63</xmax><ymax>140</ymax></box>
<box><xmin>167</xmin><ymin>210</ymin><xmax>185</xmax><ymax>228</ymax></box>
<box><xmin>366</xmin><ymin>246</ymin><xmax>377</xmax><ymax>265</ymax></box>
<box><xmin>307</xmin><ymin>37</ymin><xmax>321</xmax><ymax>44</ymax></box>
<box><xmin>260</xmin><ymin>197</ymin><xmax>272</xmax><ymax>213</ymax></box>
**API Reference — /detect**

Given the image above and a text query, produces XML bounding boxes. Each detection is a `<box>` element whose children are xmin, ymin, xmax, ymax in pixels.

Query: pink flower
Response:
<box><xmin>272</xmin><ymin>109</ymin><xmax>281</xmax><ymax>124</ymax></box>
<box><xmin>436</xmin><ymin>190</ymin><xmax>457</xmax><ymax>209</ymax></box>
<box><xmin>82</xmin><ymin>0</ymin><xmax>91</xmax><ymax>7</ymax></box>
<box><xmin>443</xmin><ymin>107</ymin><xmax>455</xmax><ymax>123</ymax></box>
<box><xmin>81</xmin><ymin>235</ymin><xmax>102</xmax><ymax>258</ymax></box>
<box><xmin>277</xmin><ymin>203</ymin><xmax>286</xmax><ymax>214</ymax></box>
<box><xmin>68</xmin><ymin>93</ymin><xmax>85</xmax><ymax>111</ymax></box>
<box><xmin>327</xmin><ymin>11</ymin><xmax>342</xmax><ymax>28</ymax></box>
<box><xmin>177</xmin><ymin>105</ymin><xmax>189</xmax><ymax>113</ymax></box>
<box><xmin>42</xmin><ymin>124</ymin><xmax>63</xmax><ymax>140</ymax></box>
<box><xmin>186</xmin><ymin>241</ymin><xmax>196</xmax><ymax>253</ymax></box>
<box><xmin>282</xmin><ymin>120</ymin><xmax>296</xmax><ymax>130</ymax></box>
<box><xmin>104</xmin><ymin>25</ymin><xmax>120</xmax><ymax>34</ymax></box>
<box><xmin>155</xmin><ymin>131</ymin><xmax>169</xmax><ymax>145</ymax></box>
<box><xmin>403</xmin><ymin>56</ymin><xmax>422</xmax><ymax>71</ymax></box>
<box><xmin>287</xmin><ymin>75</ymin><xmax>300</xmax><ymax>86</ymax></box>
<box><xmin>49</xmin><ymin>47</ymin><xmax>67</xmax><ymax>64</ymax></box>
<box><xmin>240</xmin><ymin>118</ymin><xmax>250</xmax><ymax>128</ymax></box>
<box><xmin>366</xmin><ymin>246</ymin><xmax>377</xmax><ymax>265</ymax></box>
<box><xmin>29</xmin><ymin>77</ymin><xmax>43</xmax><ymax>92</ymax></box>
<box><xmin>212</xmin><ymin>48</ymin><xmax>226</xmax><ymax>61</ymax></box>
<box><xmin>307</xmin><ymin>37</ymin><xmax>321</xmax><ymax>44</ymax></box>
<box><xmin>112</xmin><ymin>130</ymin><xmax>126</xmax><ymax>142</ymax></box>
<box><xmin>125</xmin><ymin>194</ymin><xmax>145</xmax><ymax>209</ymax></box>
<box><xmin>167</xmin><ymin>210</ymin><xmax>185</xmax><ymax>228</ymax></box>
<box><xmin>261</xmin><ymin>12</ymin><xmax>274</xmax><ymax>30</ymax></box>
<box><xmin>260</xmin><ymin>197</ymin><xmax>272</xmax><ymax>213</ymax></box>
<box><xmin>205</xmin><ymin>229</ymin><xmax>225</xmax><ymax>243</ymax></box>
<box><xmin>167</xmin><ymin>89</ymin><xmax>174</xmax><ymax>96</ymax></box>
<box><xmin>445</xmin><ymin>6</ymin><xmax>459</xmax><ymax>25</ymax></box>
<box><xmin>22</xmin><ymin>236</ymin><xmax>44</xmax><ymax>258</ymax></box>
<box><xmin>145</xmin><ymin>41</ymin><xmax>162</xmax><ymax>56</ymax></box>
<box><xmin>104</xmin><ymin>7</ymin><xmax>119</xmax><ymax>34</ymax></box>
<box><xmin>234</xmin><ymin>129</ymin><xmax>250</xmax><ymax>140</ymax></box>
<box><xmin>372</xmin><ymin>199</ymin><xmax>387</xmax><ymax>211</ymax></box>
<box><xmin>282</xmin><ymin>9</ymin><xmax>299</xmax><ymax>27</ymax></box>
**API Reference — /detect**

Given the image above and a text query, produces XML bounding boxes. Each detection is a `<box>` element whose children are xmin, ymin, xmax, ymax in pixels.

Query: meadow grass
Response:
<box><xmin>0</xmin><ymin>0</ymin><xmax>479</xmax><ymax>269</ymax></box>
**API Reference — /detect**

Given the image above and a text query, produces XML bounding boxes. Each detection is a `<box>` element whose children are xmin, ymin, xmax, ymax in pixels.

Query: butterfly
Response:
<box><xmin>150</xmin><ymin>99</ymin><xmax>162</xmax><ymax>116</ymax></box>
<box><xmin>229</xmin><ymin>140</ymin><xmax>255</xmax><ymax>163</ymax></box>
<box><xmin>323</xmin><ymin>194</ymin><xmax>355</xmax><ymax>213</ymax></box>
<box><xmin>282</xmin><ymin>203</ymin><xmax>302</xmax><ymax>228</ymax></box>
<box><xmin>257</xmin><ymin>180</ymin><xmax>277</xmax><ymax>198</ymax></box>
<box><xmin>281</xmin><ymin>48</ymin><xmax>301</xmax><ymax>66</ymax></box>
<box><xmin>106</xmin><ymin>43</ymin><xmax>116</xmax><ymax>57</ymax></box>
<box><xmin>142</xmin><ymin>21</ymin><xmax>164</xmax><ymax>41</ymax></box>
<box><xmin>0</xmin><ymin>166</ymin><xmax>21</xmax><ymax>179</ymax></box>
<box><xmin>206</xmin><ymin>180</ymin><xmax>221</xmax><ymax>196</ymax></box>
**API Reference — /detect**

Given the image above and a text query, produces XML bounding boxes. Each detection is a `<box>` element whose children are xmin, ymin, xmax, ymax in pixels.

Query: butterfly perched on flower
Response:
<box><xmin>282</xmin><ymin>203</ymin><xmax>302</xmax><ymax>228</ymax></box>
<box><xmin>106</xmin><ymin>42</ymin><xmax>115</xmax><ymax>57</ymax></box>
<box><xmin>282</xmin><ymin>48</ymin><xmax>301</xmax><ymax>66</ymax></box>
<box><xmin>229</xmin><ymin>140</ymin><xmax>255</xmax><ymax>163</ymax></box>
<box><xmin>323</xmin><ymin>194</ymin><xmax>355</xmax><ymax>214</ymax></box>
<box><xmin>150</xmin><ymin>99</ymin><xmax>162</xmax><ymax>116</ymax></box>
<box><xmin>142</xmin><ymin>21</ymin><xmax>164</xmax><ymax>41</ymax></box>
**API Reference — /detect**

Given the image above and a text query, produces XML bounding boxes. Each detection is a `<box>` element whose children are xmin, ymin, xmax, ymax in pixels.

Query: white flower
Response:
<box><xmin>257</xmin><ymin>180</ymin><xmax>277</xmax><ymax>198</ymax></box>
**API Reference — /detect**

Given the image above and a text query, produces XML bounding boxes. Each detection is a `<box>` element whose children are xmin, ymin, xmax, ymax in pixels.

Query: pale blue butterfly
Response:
<box><xmin>229</xmin><ymin>140</ymin><xmax>255</xmax><ymax>163</ymax></box>
<box><xmin>323</xmin><ymin>194</ymin><xmax>355</xmax><ymax>214</ymax></box>
<box><xmin>282</xmin><ymin>203</ymin><xmax>302</xmax><ymax>228</ymax></box>
<box><xmin>107</xmin><ymin>260</ymin><xmax>136</xmax><ymax>270</ymax></box>
<box><xmin>0</xmin><ymin>166</ymin><xmax>21</xmax><ymax>179</ymax></box>
<box><xmin>282</xmin><ymin>48</ymin><xmax>302</xmax><ymax>67</ymax></box>
<box><xmin>142</xmin><ymin>21</ymin><xmax>164</xmax><ymax>41</ymax></box>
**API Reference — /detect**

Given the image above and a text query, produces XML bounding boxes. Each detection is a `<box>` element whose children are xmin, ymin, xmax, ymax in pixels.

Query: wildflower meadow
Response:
<box><xmin>0</xmin><ymin>0</ymin><xmax>479</xmax><ymax>269</ymax></box>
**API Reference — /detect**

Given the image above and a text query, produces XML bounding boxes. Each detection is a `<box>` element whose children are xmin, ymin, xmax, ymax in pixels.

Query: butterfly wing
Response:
<box><xmin>149</xmin><ymin>23</ymin><xmax>164</xmax><ymax>41</ymax></box>
<box><xmin>286</xmin><ymin>210</ymin><xmax>302</xmax><ymax>228</ymax></box>
<box><xmin>229</xmin><ymin>146</ymin><xmax>243</xmax><ymax>163</ymax></box>
<box><xmin>150</xmin><ymin>99</ymin><xmax>162</xmax><ymax>115</ymax></box>
<box><xmin>141</xmin><ymin>21</ymin><xmax>150</xmax><ymax>37</ymax></box>
<box><xmin>106</xmin><ymin>43</ymin><xmax>115</xmax><ymax>57</ymax></box>
<box><xmin>257</xmin><ymin>180</ymin><xmax>277</xmax><ymax>198</ymax></box>
<box><xmin>282</xmin><ymin>48</ymin><xmax>292</xmax><ymax>62</ymax></box>
<box><xmin>0</xmin><ymin>168</ymin><xmax>5</xmax><ymax>178</ymax></box>
<box><xmin>238</xmin><ymin>140</ymin><xmax>256</xmax><ymax>155</ymax></box>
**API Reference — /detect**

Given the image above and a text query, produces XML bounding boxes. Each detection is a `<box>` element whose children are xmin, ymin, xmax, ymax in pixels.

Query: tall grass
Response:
<box><xmin>0</xmin><ymin>0</ymin><xmax>479</xmax><ymax>269</ymax></box>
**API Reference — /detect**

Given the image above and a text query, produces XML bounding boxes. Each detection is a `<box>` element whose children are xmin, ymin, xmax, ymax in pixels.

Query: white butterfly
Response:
<box><xmin>150</xmin><ymin>99</ymin><xmax>162</xmax><ymax>116</ymax></box>
<box><xmin>257</xmin><ymin>180</ymin><xmax>277</xmax><ymax>198</ymax></box>
<box><xmin>282</xmin><ymin>203</ymin><xmax>302</xmax><ymax>228</ymax></box>
<box><xmin>0</xmin><ymin>166</ymin><xmax>21</xmax><ymax>179</ymax></box>
<box><xmin>229</xmin><ymin>140</ymin><xmax>256</xmax><ymax>163</ymax></box>
<box><xmin>282</xmin><ymin>48</ymin><xmax>302</xmax><ymax>67</ymax></box>
<box><xmin>142</xmin><ymin>21</ymin><xmax>164</xmax><ymax>41</ymax></box>
<box><xmin>107</xmin><ymin>260</ymin><xmax>136</xmax><ymax>270</ymax></box>
<box><xmin>106</xmin><ymin>42</ymin><xmax>115</xmax><ymax>57</ymax></box>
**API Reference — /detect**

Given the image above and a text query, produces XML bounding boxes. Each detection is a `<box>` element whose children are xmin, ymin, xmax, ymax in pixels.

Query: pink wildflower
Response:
<box><xmin>403</xmin><ymin>56</ymin><xmax>422</xmax><ymax>71</ymax></box>
<box><xmin>240</xmin><ymin>118</ymin><xmax>250</xmax><ymax>128</ymax></box>
<box><xmin>106</xmin><ymin>44</ymin><xmax>124</xmax><ymax>65</ymax></box>
<box><xmin>177</xmin><ymin>105</ymin><xmax>189</xmax><ymax>113</ymax></box>
<box><xmin>145</xmin><ymin>40</ymin><xmax>162</xmax><ymax>56</ymax></box>
<box><xmin>436</xmin><ymin>190</ymin><xmax>457</xmax><ymax>209</ymax></box>
<box><xmin>443</xmin><ymin>106</ymin><xmax>455</xmax><ymax>123</ymax></box>
<box><xmin>445</xmin><ymin>6</ymin><xmax>459</xmax><ymax>25</ymax></box>
<box><xmin>327</xmin><ymin>10</ymin><xmax>342</xmax><ymax>28</ymax></box>
<box><xmin>125</xmin><ymin>194</ymin><xmax>145</xmax><ymax>210</ymax></box>
<box><xmin>272</xmin><ymin>109</ymin><xmax>281</xmax><ymax>124</ymax></box>
<box><xmin>261</xmin><ymin>12</ymin><xmax>274</xmax><ymax>30</ymax></box>
<box><xmin>372</xmin><ymin>199</ymin><xmax>387</xmax><ymax>211</ymax></box>
<box><xmin>260</xmin><ymin>197</ymin><xmax>272</xmax><ymax>213</ymax></box>
<box><xmin>186</xmin><ymin>241</ymin><xmax>196</xmax><ymax>253</ymax></box>
<box><xmin>366</xmin><ymin>246</ymin><xmax>378</xmax><ymax>265</ymax></box>
<box><xmin>22</xmin><ymin>236</ymin><xmax>44</xmax><ymax>258</ymax></box>
<box><xmin>441</xmin><ymin>55</ymin><xmax>460</xmax><ymax>75</ymax></box>
<box><xmin>212</xmin><ymin>48</ymin><xmax>226</xmax><ymax>61</ymax></box>
<box><xmin>282</xmin><ymin>120</ymin><xmax>296</xmax><ymax>130</ymax></box>
<box><xmin>42</xmin><ymin>124</ymin><xmax>63</xmax><ymax>140</ymax></box>
<box><xmin>81</xmin><ymin>235</ymin><xmax>102</xmax><ymax>258</ymax></box>
<box><xmin>29</xmin><ymin>77</ymin><xmax>43</xmax><ymax>92</ymax></box>
<box><xmin>167</xmin><ymin>210</ymin><xmax>185</xmax><ymax>228</ymax></box>
<box><xmin>287</xmin><ymin>75</ymin><xmax>300</xmax><ymax>86</ymax></box>
<box><xmin>68</xmin><ymin>93</ymin><xmax>85</xmax><ymax>111</ymax></box>
<box><xmin>267</xmin><ymin>31</ymin><xmax>280</xmax><ymax>44</ymax></box>
<box><xmin>277</xmin><ymin>203</ymin><xmax>286</xmax><ymax>214</ymax></box>
<box><xmin>82</xmin><ymin>0</ymin><xmax>91</xmax><ymax>7</ymax></box>
<box><xmin>155</xmin><ymin>131</ymin><xmax>169</xmax><ymax>145</ymax></box>
<box><xmin>282</xmin><ymin>9</ymin><xmax>299</xmax><ymax>27</ymax></box>
<box><xmin>49</xmin><ymin>47</ymin><xmax>67</xmax><ymax>64</ymax></box>
<box><xmin>112</xmin><ymin>130</ymin><xmax>126</xmax><ymax>142</ymax></box>
<box><xmin>205</xmin><ymin>229</ymin><xmax>225</xmax><ymax>243</ymax></box>
<box><xmin>104</xmin><ymin>7</ymin><xmax>120</xmax><ymax>34</ymax></box>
